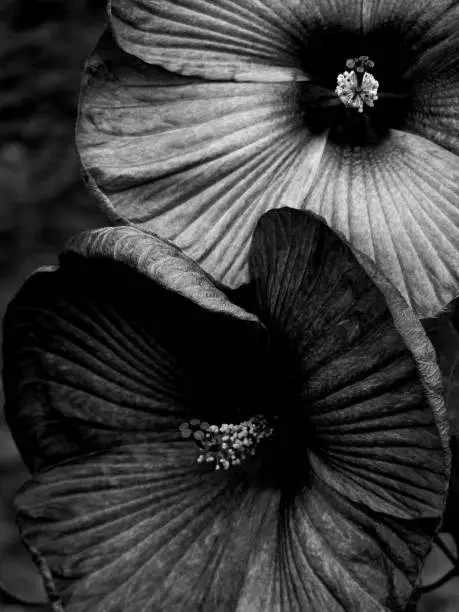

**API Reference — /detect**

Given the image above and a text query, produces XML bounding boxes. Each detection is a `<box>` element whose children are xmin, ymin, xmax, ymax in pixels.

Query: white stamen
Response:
<box><xmin>335</xmin><ymin>57</ymin><xmax>379</xmax><ymax>113</ymax></box>
<box><xmin>179</xmin><ymin>415</ymin><xmax>274</xmax><ymax>470</ymax></box>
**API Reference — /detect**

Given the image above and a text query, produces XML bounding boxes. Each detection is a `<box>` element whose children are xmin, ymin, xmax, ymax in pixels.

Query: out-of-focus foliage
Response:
<box><xmin>0</xmin><ymin>0</ymin><xmax>108</xmax><ymax>287</ymax></box>
<box><xmin>0</xmin><ymin>1</ymin><xmax>108</xmax><ymax>609</ymax></box>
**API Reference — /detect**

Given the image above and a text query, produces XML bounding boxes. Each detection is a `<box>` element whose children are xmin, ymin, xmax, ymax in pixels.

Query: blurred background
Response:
<box><xmin>0</xmin><ymin>1</ymin><xmax>108</xmax><ymax>609</ymax></box>
<box><xmin>0</xmin><ymin>1</ymin><xmax>458</xmax><ymax>611</ymax></box>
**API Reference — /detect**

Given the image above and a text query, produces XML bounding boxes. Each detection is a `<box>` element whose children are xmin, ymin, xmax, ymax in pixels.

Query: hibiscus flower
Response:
<box><xmin>3</xmin><ymin>209</ymin><xmax>450</xmax><ymax>611</ymax></box>
<box><xmin>76</xmin><ymin>0</ymin><xmax>459</xmax><ymax>318</ymax></box>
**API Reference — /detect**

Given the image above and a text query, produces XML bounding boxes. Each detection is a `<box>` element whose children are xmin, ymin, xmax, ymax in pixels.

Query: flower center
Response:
<box><xmin>335</xmin><ymin>56</ymin><xmax>379</xmax><ymax>113</ymax></box>
<box><xmin>179</xmin><ymin>416</ymin><xmax>274</xmax><ymax>470</ymax></box>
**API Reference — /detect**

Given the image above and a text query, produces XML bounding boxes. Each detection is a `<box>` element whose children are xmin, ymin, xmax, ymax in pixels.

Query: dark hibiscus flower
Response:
<box><xmin>76</xmin><ymin>0</ymin><xmax>459</xmax><ymax>318</ymax></box>
<box><xmin>3</xmin><ymin>209</ymin><xmax>450</xmax><ymax>611</ymax></box>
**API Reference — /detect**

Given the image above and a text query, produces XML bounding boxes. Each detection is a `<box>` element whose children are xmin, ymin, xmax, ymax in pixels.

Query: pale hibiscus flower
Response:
<box><xmin>3</xmin><ymin>209</ymin><xmax>450</xmax><ymax>611</ymax></box>
<box><xmin>77</xmin><ymin>0</ymin><xmax>459</xmax><ymax>317</ymax></box>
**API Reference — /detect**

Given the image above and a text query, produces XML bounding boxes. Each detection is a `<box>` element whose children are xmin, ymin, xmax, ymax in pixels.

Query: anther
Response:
<box><xmin>335</xmin><ymin>56</ymin><xmax>379</xmax><ymax>113</ymax></box>
<box><xmin>179</xmin><ymin>416</ymin><xmax>274</xmax><ymax>470</ymax></box>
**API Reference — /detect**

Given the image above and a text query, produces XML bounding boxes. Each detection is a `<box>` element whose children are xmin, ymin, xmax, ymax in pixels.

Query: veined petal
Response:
<box><xmin>109</xmin><ymin>0</ymin><xmax>459</xmax><ymax>86</ymax></box>
<box><xmin>65</xmin><ymin>226</ymin><xmax>258</xmax><ymax>323</ymax></box>
<box><xmin>361</xmin><ymin>1</ymin><xmax>459</xmax><ymax>156</ymax></box>
<box><xmin>110</xmin><ymin>0</ymin><xmax>308</xmax><ymax>81</ymax></box>
<box><xmin>361</xmin><ymin>0</ymin><xmax>457</xmax><ymax>41</ymax></box>
<box><xmin>400</xmin><ymin>0</ymin><xmax>459</xmax><ymax>81</ymax></box>
<box><xmin>3</xmin><ymin>226</ymin><xmax>266</xmax><ymax>472</ymax></box>
<box><xmin>305</xmin><ymin>130</ymin><xmax>459</xmax><ymax>316</ymax></box>
<box><xmin>248</xmin><ymin>209</ymin><xmax>450</xmax><ymax>518</ymax></box>
<box><xmin>397</xmin><ymin>0</ymin><xmax>459</xmax><ymax>157</ymax></box>
<box><xmin>16</xmin><ymin>444</ymin><xmax>441</xmax><ymax>612</ymax></box>
<box><xmin>110</xmin><ymin>0</ymin><xmax>362</xmax><ymax>81</ymax></box>
<box><xmin>14</xmin><ymin>443</ymin><xmax>281</xmax><ymax>612</ymax></box>
<box><xmin>284</xmin><ymin>474</ymin><xmax>439</xmax><ymax>611</ymax></box>
<box><xmin>77</xmin><ymin>34</ymin><xmax>327</xmax><ymax>288</ymax></box>
<box><xmin>406</xmin><ymin>47</ymin><xmax>459</xmax><ymax>156</ymax></box>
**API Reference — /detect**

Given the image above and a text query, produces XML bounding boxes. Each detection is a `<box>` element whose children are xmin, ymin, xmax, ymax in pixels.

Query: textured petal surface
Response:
<box><xmin>361</xmin><ymin>0</ymin><xmax>459</xmax><ymax>39</ymax></box>
<box><xmin>65</xmin><ymin>226</ymin><xmax>259</xmax><ymax>323</ymax></box>
<box><xmin>3</xmin><ymin>226</ymin><xmax>265</xmax><ymax>472</ymax></box>
<box><xmin>279</xmin><ymin>474</ymin><xmax>438</xmax><ymax>612</ymax></box>
<box><xmin>110</xmin><ymin>0</ymin><xmax>364</xmax><ymax>80</ymax></box>
<box><xmin>359</xmin><ymin>1</ymin><xmax>459</xmax><ymax>158</ymax></box>
<box><xmin>305</xmin><ymin>130</ymin><xmax>459</xmax><ymax>316</ymax></box>
<box><xmin>248</xmin><ymin>209</ymin><xmax>450</xmax><ymax>519</ymax></box>
<box><xmin>77</xmin><ymin>33</ymin><xmax>327</xmax><ymax>288</ymax></box>
<box><xmin>14</xmin><ymin>444</ymin><xmax>281</xmax><ymax>612</ymax></box>
<box><xmin>406</xmin><ymin>38</ymin><xmax>459</xmax><ymax>156</ymax></box>
<box><xmin>15</xmin><ymin>444</ymin><xmax>442</xmax><ymax>612</ymax></box>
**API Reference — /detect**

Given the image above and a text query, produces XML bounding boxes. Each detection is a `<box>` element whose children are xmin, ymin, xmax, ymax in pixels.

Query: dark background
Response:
<box><xmin>0</xmin><ymin>1</ymin><xmax>458</xmax><ymax>610</ymax></box>
<box><xmin>0</xmin><ymin>1</ymin><xmax>107</xmax><ymax>609</ymax></box>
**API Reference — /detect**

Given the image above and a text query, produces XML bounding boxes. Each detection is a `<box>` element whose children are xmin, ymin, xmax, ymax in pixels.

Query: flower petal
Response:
<box><xmin>361</xmin><ymin>1</ymin><xmax>459</xmax><ymax>155</ymax></box>
<box><xmin>361</xmin><ymin>0</ymin><xmax>458</xmax><ymax>37</ymax></box>
<box><xmin>110</xmin><ymin>0</ymin><xmax>360</xmax><ymax>81</ymax></box>
<box><xmin>77</xmin><ymin>33</ymin><xmax>327</xmax><ymax>288</ymax></box>
<box><xmin>304</xmin><ymin>130</ymin><xmax>459</xmax><ymax>316</ymax></box>
<box><xmin>16</xmin><ymin>443</ymin><xmax>439</xmax><ymax>611</ymax></box>
<box><xmin>248</xmin><ymin>208</ymin><xmax>450</xmax><ymax>518</ymax></box>
<box><xmin>3</xmin><ymin>226</ymin><xmax>266</xmax><ymax>472</ymax></box>
<box><xmin>65</xmin><ymin>226</ymin><xmax>259</xmax><ymax>323</ymax></box>
<box><xmin>15</xmin><ymin>443</ymin><xmax>282</xmax><ymax>612</ymax></box>
<box><xmin>284</xmin><ymin>473</ymin><xmax>439</xmax><ymax>611</ymax></box>
<box><xmin>110</xmin><ymin>0</ymin><xmax>307</xmax><ymax>81</ymax></box>
<box><xmin>406</xmin><ymin>40</ymin><xmax>459</xmax><ymax>156</ymax></box>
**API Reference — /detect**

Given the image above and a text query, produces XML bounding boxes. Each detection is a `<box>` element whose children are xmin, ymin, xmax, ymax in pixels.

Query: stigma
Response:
<box><xmin>179</xmin><ymin>416</ymin><xmax>274</xmax><ymax>470</ymax></box>
<box><xmin>335</xmin><ymin>56</ymin><xmax>379</xmax><ymax>113</ymax></box>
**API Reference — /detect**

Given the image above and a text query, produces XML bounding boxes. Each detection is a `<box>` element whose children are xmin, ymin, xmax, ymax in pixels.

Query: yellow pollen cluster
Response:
<box><xmin>335</xmin><ymin>56</ymin><xmax>379</xmax><ymax>113</ymax></box>
<box><xmin>179</xmin><ymin>416</ymin><xmax>274</xmax><ymax>470</ymax></box>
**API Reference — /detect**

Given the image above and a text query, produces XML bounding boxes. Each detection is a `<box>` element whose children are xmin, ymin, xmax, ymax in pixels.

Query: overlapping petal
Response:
<box><xmin>282</xmin><ymin>474</ymin><xmax>437</xmax><ymax>611</ymax></box>
<box><xmin>406</xmin><ymin>50</ymin><xmax>459</xmax><ymax>156</ymax></box>
<box><xmin>249</xmin><ymin>208</ymin><xmax>450</xmax><ymax>518</ymax></box>
<box><xmin>17</xmin><ymin>443</ymin><xmax>416</xmax><ymax>612</ymax></box>
<box><xmin>13</xmin><ymin>448</ymin><xmax>442</xmax><ymax>612</ymax></box>
<box><xmin>77</xmin><ymin>34</ymin><xmax>327</xmax><ymax>288</ymax></box>
<box><xmin>109</xmin><ymin>0</ymin><xmax>366</xmax><ymax>81</ymax></box>
<box><xmin>304</xmin><ymin>130</ymin><xmax>459</xmax><ymax>316</ymax></box>
<box><xmin>14</xmin><ymin>445</ymin><xmax>446</xmax><ymax>611</ymax></box>
<box><xmin>65</xmin><ymin>225</ymin><xmax>259</xmax><ymax>322</ymax></box>
<box><xmin>109</xmin><ymin>0</ymin><xmax>459</xmax><ymax>91</ymax></box>
<box><xmin>15</xmin><ymin>444</ymin><xmax>282</xmax><ymax>612</ymax></box>
<box><xmin>397</xmin><ymin>0</ymin><xmax>459</xmax><ymax>156</ymax></box>
<box><xmin>361</xmin><ymin>0</ymin><xmax>458</xmax><ymax>40</ymax></box>
<box><xmin>397</xmin><ymin>0</ymin><xmax>459</xmax><ymax>81</ymax></box>
<box><xmin>3</xmin><ymin>225</ymin><xmax>266</xmax><ymax>472</ymax></box>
